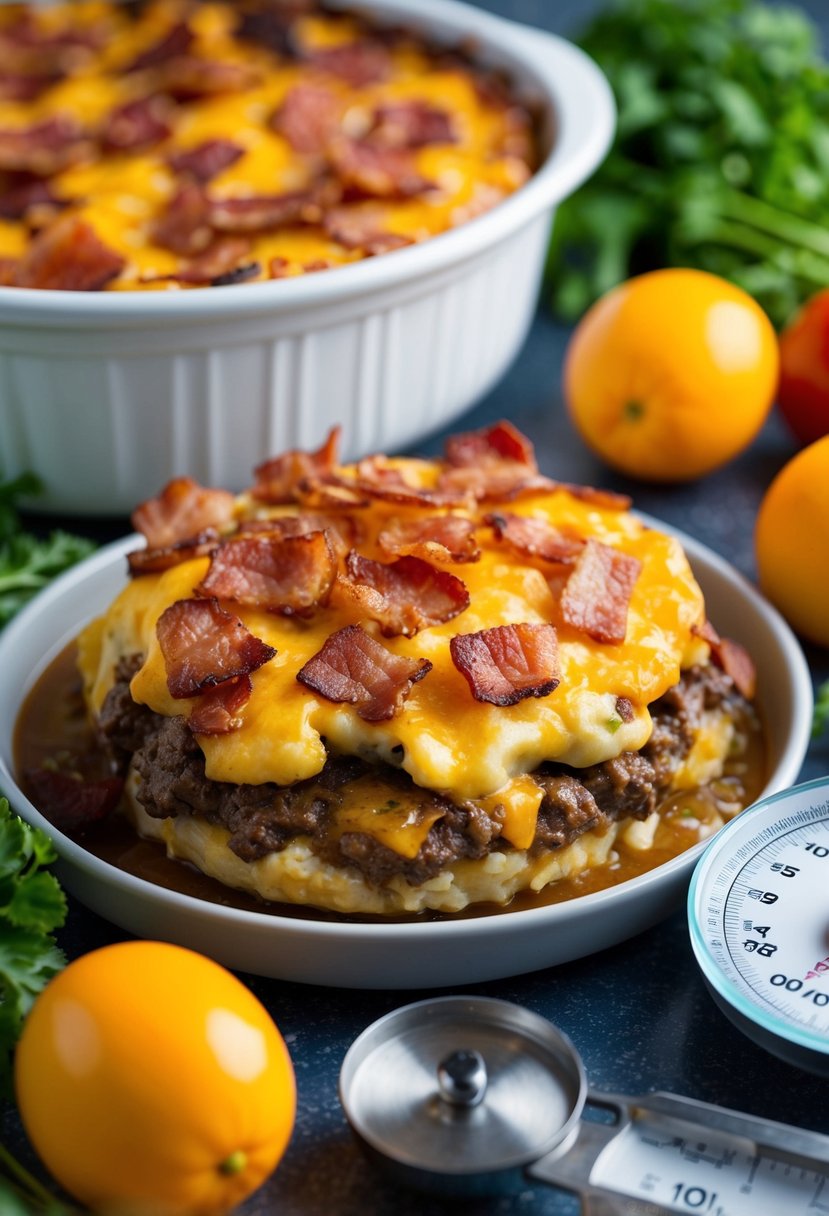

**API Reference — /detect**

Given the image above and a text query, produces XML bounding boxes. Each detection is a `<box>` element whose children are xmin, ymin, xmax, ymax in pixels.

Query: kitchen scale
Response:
<box><xmin>340</xmin><ymin>781</ymin><xmax>829</xmax><ymax>1212</ymax></box>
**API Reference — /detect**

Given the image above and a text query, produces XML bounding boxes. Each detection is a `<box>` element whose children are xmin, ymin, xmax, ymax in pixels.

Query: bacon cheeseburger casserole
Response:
<box><xmin>0</xmin><ymin>0</ymin><xmax>535</xmax><ymax>291</ymax></box>
<box><xmin>72</xmin><ymin>423</ymin><xmax>763</xmax><ymax>916</ymax></box>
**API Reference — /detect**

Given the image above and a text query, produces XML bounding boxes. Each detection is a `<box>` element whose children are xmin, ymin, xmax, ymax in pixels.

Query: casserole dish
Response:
<box><xmin>0</xmin><ymin>0</ymin><xmax>614</xmax><ymax>514</ymax></box>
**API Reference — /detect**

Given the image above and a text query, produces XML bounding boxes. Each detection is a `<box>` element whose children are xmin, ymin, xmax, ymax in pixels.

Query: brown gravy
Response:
<box><xmin>14</xmin><ymin>642</ymin><xmax>768</xmax><ymax>924</ymax></box>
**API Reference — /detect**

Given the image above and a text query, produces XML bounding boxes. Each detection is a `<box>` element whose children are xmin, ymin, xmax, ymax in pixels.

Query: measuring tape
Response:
<box><xmin>688</xmin><ymin>777</ymin><xmax>829</xmax><ymax>1077</ymax></box>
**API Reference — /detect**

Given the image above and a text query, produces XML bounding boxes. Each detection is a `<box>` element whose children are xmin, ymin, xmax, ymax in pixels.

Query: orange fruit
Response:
<box><xmin>15</xmin><ymin>940</ymin><xmax>296</xmax><ymax>1216</ymax></box>
<box><xmin>755</xmin><ymin>435</ymin><xmax>829</xmax><ymax>647</ymax></box>
<box><xmin>563</xmin><ymin>268</ymin><xmax>779</xmax><ymax>481</ymax></box>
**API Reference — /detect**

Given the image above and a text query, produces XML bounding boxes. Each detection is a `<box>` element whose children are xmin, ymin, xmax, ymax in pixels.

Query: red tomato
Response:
<box><xmin>778</xmin><ymin>289</ymin><xmax>829</xmax><ymax>445</ymax></box>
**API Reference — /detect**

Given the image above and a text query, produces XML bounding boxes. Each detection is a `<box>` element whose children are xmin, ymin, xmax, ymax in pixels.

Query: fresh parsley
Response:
<box><xmin>0</xmin><ymin>474</ymin><xmax>95</xmax><ymax>627</ymax></box>
<box><xmin>547</xmin><ymin>0</ymin><xmax>829</xmax><ymax>327</ymax></box>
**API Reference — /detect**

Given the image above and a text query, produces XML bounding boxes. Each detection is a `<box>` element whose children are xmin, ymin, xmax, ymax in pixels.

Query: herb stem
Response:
<box><xmin>0</xmin><ymin>1141</ymin><xmax>60</xmax><ymax>1209</ymax></box>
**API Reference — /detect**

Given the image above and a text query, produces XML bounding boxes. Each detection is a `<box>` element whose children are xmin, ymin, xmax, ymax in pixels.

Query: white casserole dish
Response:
<box><xmin>0</xmin><ymin>0</ymin><xmax>614</xmax><ymax>515</ymax></box>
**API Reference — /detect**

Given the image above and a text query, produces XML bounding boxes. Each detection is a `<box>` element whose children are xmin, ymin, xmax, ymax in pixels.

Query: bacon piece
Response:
<box><xmin>155</xmin><ymin>57</ymin><xmax>259</xmax><ymax>100</ymax></box>
<box><xmin>269</xmin><ymin>255</ymin><xmax>290</xmax><ymax>279</ymax></box>
<box><xmin>102</xmin><ymin>95</ymin><xmax>173</xmax><ymax>152</ymax></box>
<box><xmin>560</xmin><ymin>540</ymin><xmax>642</xmax><ymax>645</ymax></box>
<box><xmin>251</xmin><ymin>427</ymin><xmax>341</xmax><ymax>503</ymax></box>
<box><xmin>378</xmin><ymin>515</ymin><xmax>480</xmax><ymax>564</ymax></box>
<box><xmin>557</xmin><ymin>482</ymin><xmax>632</xmax><ymax>512</ymax></box>
<box><xmin>132</xmin><ymin>477</ymin><xmax>236</xmax><ymax>548</ymax></box>
<box><xmin>0</xmin><ymin>19</ymin><xmax>101</xmax><ymax>76</ymax></box>
<box><xmin>25</xmin><ymin>769</ymin><xmax>123</xmax><ymax>836</ymax></box>
<box><xmin>235</xmin><ymin>8</ymin><xmax>300</xmax><ymax>58</ymax></box>
<box><xmin>0</xmin><ymin>116</ymin><xmax>92</xmax><ymax>175</ymax></box>
<box><xmin>239</xmin><ymin>511</ymin><xmax>358</xmax><ymax>559</ymax></box>
<box><xmin>445</xmin><ymin>420</ymin><xmax>537</xmax><ymax>470</ymax></box>
<box><xmin>126</xmin><ymin>21</ymin><xmax>193</xmax><ymax>72</ymax></box>
<box><xmin>167</xmin><ymin>237</ymin><xmax>257</xmax><ymax>286</ymax></box>
<box><xmin>350</xmin><ymin>455</ymin><xmax>470</xmax><ymax>509</ymax></box>
<box><xmin>340</xmin><ymin>552</ymin><xmax>470</xmax><ymax>637</ymax></box>
<box><xmin>437</xmin><ymin>464</ymin><xmax>555</xmax><ymax>503</ymax></box>
<box><xmin>157</xmin><ymin>596</ymin><xmax>276</xmax><ymax>699</ymax></box>
<box><xmin>272</xmin><ymin>83</ymin><xmax>342</xmax><ymax>155</ymax></box>
<box><xmin>293</xmin><ymin>479</ymin><xmax>369</xmax><ymax>510</ymax></box>
<box><xmin>323</xmin><ymin>205</ymin><xmax>412</xmax><ymax>254</ymax></box>
<box><xmin>693</xmin><ymin>621</ymin><xmax>756</xmax><ymax>700</ymax></box>
<box><xmin>296</xmin><ymin>623</ymin><xmax>431</xmax><ymax>721</ymax></box>
<box><xmin>0</xmin><ymin>257</ymin><xmax>17</xmax><ymax>285</ymax></box>
<box><xmin>127</xmin><ymin>529</ymin><xmax>220</xmax><ymax>577</ymax></box>
<box><xmin>450</xmin><ymin>623</ymin><xmax>560</xmax><ymax>707</ymax></box>
<box><xmin>13</xmin><ymin>216</ymin><xmax>125</xmax><ymax>291</ymax></box>
<box><xmin>368</xmin><ymin>100</ymin><xmax>456</xmax><ymax>148</ymax></box>
<box><xmin>306</xmin><ymin>40</ymin><xmax>391</xmax><ymax>86</ymax></box>
<box><xmin>0</xmin><ymin>175</ymin><xmax>64</xmax><ymax>221</ymax></box>
<box><xmin>328</xmin><ymin>136</ymin><xmax>432</xmax><ymax>199</ymax></box>
<box><xmin>152</xmin><ymin>185</ymin><xmax>213</xmax><ymax>256</ymax></box>
<box><xmin>188</xmin><ymin>675</ymin><xmax>252</xmax><ymax>735</ymax></box>
<box><xmin>0</xmin><ymin>73</ymin><xmax>59</xmax><ymax>102</ymax></box>
<box><xmin>208</xmin><ymin>186</ymin><xmax>331</xmax><ymax>233</ymax></box>
<box><xmin>485</xmin><ymin>512</ymin><xmax>584</xmax><ymax>565</ymax></box>
<box><xmin>199</xmin><ymin>531</ymin><xmax>337</xmax><ymax>616</ymax></box>
<box><xmin>168</xmin><ymin>138</ymin><xmax>244</xmax><ymax>182</ymax></box>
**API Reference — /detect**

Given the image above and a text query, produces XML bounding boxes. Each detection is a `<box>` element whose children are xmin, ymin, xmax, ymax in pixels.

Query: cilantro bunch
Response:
<box><xmin>547</xmin><ymin>0</ymin><xmax>829</xmax><ymax>327</ymax></box>
<box><xmin>0</xmin><ymin>475</ymin><xmax>95</xmax><ymax>627</ymax></box>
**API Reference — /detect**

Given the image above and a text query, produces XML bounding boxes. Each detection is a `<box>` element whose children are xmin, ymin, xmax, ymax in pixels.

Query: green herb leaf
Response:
<box><xmin>813</xmin><ymin>680</ymin><xmax>829</xmax><ymax>739</ymax></box>
<box><xmin>547</xmin><ymin>0</ymin><xmax>829</xmax><ymax>327</ymax></box>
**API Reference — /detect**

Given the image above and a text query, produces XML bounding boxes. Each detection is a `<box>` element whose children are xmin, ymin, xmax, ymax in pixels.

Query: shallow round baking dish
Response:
<box><xmin>0</xmin><ymin>0</ymin><xmax>614</xmax><ymax>515</ymax></box>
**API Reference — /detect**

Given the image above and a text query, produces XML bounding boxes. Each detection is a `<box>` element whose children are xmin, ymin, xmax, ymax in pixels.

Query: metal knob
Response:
<box><xmin>437</xmin><ymin>1048</ymin><xmax>488</xmax><ymax>1108</ymax></box>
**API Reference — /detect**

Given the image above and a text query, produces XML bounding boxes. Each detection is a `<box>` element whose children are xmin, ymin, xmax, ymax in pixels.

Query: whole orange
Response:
<box><xmin>755</xmin><ymin>435</ymin><xmax>829</xmax><ymax>648</ymax></box>
<box><xmin>14</xmin><ymin>940</ymin><xmax>296</xmax><ymax>1216</ymax></box>
<box><xmin>564</xmin><ymin>268</ymin><xmax>779</xmax><ymax>481</ymax></box>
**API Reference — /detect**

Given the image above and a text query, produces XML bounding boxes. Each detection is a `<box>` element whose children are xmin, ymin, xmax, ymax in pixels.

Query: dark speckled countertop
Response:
<box><xmin>4</xmin><ymin>2</ymin><xmax>829</xmax><ymax>1212</ymax></box>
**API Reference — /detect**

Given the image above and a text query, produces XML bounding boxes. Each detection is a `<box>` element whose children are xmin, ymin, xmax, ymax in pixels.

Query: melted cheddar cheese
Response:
<box><xmin>0</xmin><ymin>1</ymin><xmax>535</xmax><ymax>288</ymax></box>
<box><xmin>79</xmin><ymin>462</ymin><xmax>709</xmax><ymax>853</ymax></box>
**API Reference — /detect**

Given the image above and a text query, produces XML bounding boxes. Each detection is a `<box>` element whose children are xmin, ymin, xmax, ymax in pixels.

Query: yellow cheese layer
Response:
<box><xmin>0</xmin><ymin>1</ymin><xmax>534</xmax><ymax>287</ymax></box>
<box><xmin>80</xmin><ymin>472</ymin><xmax>708</xmax><ymax>854</ymax></box>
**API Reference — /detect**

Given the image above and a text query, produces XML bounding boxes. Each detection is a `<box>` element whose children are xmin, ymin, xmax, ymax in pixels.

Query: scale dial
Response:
<box><xmin>689</xmin><ymin>777</ymin><xmax>829</xmax><ymax>1075</ymax></box>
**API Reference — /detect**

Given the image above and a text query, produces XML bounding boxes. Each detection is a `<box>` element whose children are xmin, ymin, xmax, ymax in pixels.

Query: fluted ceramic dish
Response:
<box><xmin>0</xmin><ymin>523</ymin><xmax>812</xmax><ymax>988</ymax></box>
<box><xmin>0</xmin><ymin>0</ymin><xmax>614</xmax><ymax>514</ymax></box>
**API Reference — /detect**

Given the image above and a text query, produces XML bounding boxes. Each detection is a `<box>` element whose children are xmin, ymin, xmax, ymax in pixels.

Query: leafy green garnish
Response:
<box><xmin>0</xmin><ymin>475</ymin><xmax>95</xmax><ymax>627</ymax></box>
<box><xmin>813</xmin><ymin>680</ymin><xmax>829</xmax><ymax>739</ymax></box>
<box><xmin>547</xmin><ymin>0</ymin><xmax>829</xmax><ymax>327</ymax></box>
<box><xmin>0</xmin><ymin>798</ymin><xmax>66</xmax><ymax>1098</ymax></box>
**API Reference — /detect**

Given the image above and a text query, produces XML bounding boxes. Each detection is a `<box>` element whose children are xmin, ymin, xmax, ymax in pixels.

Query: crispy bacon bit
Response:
<box><xmin>0</xmin><ymin>20</ymin><xmax>100</xmax><ymax>76</ymax></box>
<box><xmin>168</xmin><ymin>138</ymin><xmax>244</xmax><ymax>182</ymax></box>
<box><xmin>188</xmin><ymin>675</ymin><xmax>252</xmax><ymax>735</ymax></box>
<box><xmin>272</xmin><ymin>83</ymin><xmax>342</xmax><ymax>154</ymax></box>
<box><xmin>0</xmin><ymin>174</ymin><xmax>63</xmax><ymax>221</ymax></box>
<box><xmin>296</xmin><ymin>623</ymin><xmax>431</xmax><ymax>721</ymax></box>
<box><xmin>450</xmin><ymin>623</ymin><xmax>560</xmax><ymax>707</ymax></box>
<box><xmin>239</xmin><ymin>511</ymin><xmax>358</xmax><ymax>559</ymax></box>
<box><xmin>306</xmin><ymin>40</ymin><xmax>391</xmax><ymax>86</ymax></box>
<box><xmin>558</xmin><ymin>482</ymin><xmax>632</xmax><ymax>512</ymax></box>
<box><xmin>0</xmin><ymin>73</ymin><xmax>58</xmax><ymax>102</ymax></box>
<box><xmin>102</xmin><ymin>95</ymin><xmax>173</xmax><ymax>152</ymax></box>
<box><xmin>293</xmin><ymin>479</ymin><xmax>369</xmax><ymax>510</ymax></box>
<box><xmin>152</xmin><ymin>185</ymin><xmax>213</xmax><ymax>256</ymax></box>
<box><xmin>127</xmin><ymin>529</ymin><xmax>220</xmax><ymax>577</ymax></box>
<box><xmin>251</xmin><ymin>427</ymin><xmax>341</xmax><ymax>503</ymax></box>
<box><xmin>368</xmin><ymin>100</ymin><xmax>456</xmax><ymax>148</ymax></box>
<box><xmin>211</xmin><ymin>261</ymin><xmax>261</xmax><ymax>287</ymax></box>
<box><xmin>131</xmin><ymin>477</ymin><xmax>236</xmax><ymax>548</ymax></box>
<box><xmin>235</xmin><ymin>8</ymin><xmax>299</xmax><ymax>58</ymax></box>
<box><xmin>0</xmin><ymin>257</ymin><xmax>17</xmax><ymax>285</ymax></box>
<box><xmin>560</xmin><ymin>540</ymin><xmax>642</xmax><ymax>645</ymax></box>
<box><xmin>340</xmin><ymin>552</ymin><xmax>470</xmax><ymax>637</ymax></box>
<box><xmin>126</xmin><ymin>21</ymin><xmax>193</xmax><ymax>72</ymax></box>
<box><xmin>323</xmin><ymin>205</ymin><xmax>412</xmax><ymax>254</ymax></box>
<box><xmin>269</xmin><ymin>255</ymin><xmax>290</xmax><ymax>278</ymax></box>
<box><xmin>169</xmin><ymin>237</ymin><xmax>256</xmax><ymax>286</ymax></box>
<box><xmin>615</xmin><ymin>695</ymin><xmax>635</xmax><ymax>723</ymax></box>
<box><xmin>378</xmin><ymin>515</ymin><xmax>480</xmax><ymax>563</ymax></box>
<box><xmin>437</xmin><ymin>463</ymin><xmax>555</xmax><ymax>503</ymax></box>
<box><xmin>157</xmin><ymin>596</ymin><xmax>276</xmax><ymax>699</ymax></box>
<box><xmin>485</xmin><ymin>512</ymin><xmax>584</xmax><ymax>565</ymax></box>
<box><xmin>13</xmin><ymin>216</ymin><xmax>125</xmax><ymax>291</ymax></box>
<box><xmin>199</xmin><ymin>531</ymin><xmax>337</xmax><ymax>616</ymax></box>
<box><xmin>350</xmin><ymin>455</ymin><xmax>470</xmax><ymax>509</ymax></box>
<box><xmin>445</xmin><ymin>420</ymin><xmax>537</xmax><ymax>470</ymax></box>
<box><xmin>208</xmin><ymin>186</ymin><xmax>330</xmax><ymax>233</ymax></box>
<box><xmin>25</xmin><ymin>769</ymin><xmax>123</xmax><ymax>836</ymax></box>
<box><xmin>328</xmin><ymin>136</ymin><xmax>432</xmax><ymax>199</ymax></box>
<box><xmin>155</xmin><ymin>57</ymin><xmax>259</xmax><ymax>100</ymax></box>
<box><xmin>0</xmin><ymin>115</ymin><xmax>91</xmax><ymax>175</ymax></box>
<box><xmin>693</xmin><ymin>621</ymin><xmax>757</xmax><ymax>700</ymax></box>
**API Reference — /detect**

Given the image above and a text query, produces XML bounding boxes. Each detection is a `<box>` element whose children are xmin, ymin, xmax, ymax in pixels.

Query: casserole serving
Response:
<box><xmin>0</xmin><ymin>0</ymin><xmax>614</xmax><ymax>514</ymax></box>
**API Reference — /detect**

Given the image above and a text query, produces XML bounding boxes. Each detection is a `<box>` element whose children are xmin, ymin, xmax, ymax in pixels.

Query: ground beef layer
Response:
<box><xmin>98</xmin><ymin>659</ymin><xmax>745</xmax><ymax>891</ymax></box>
